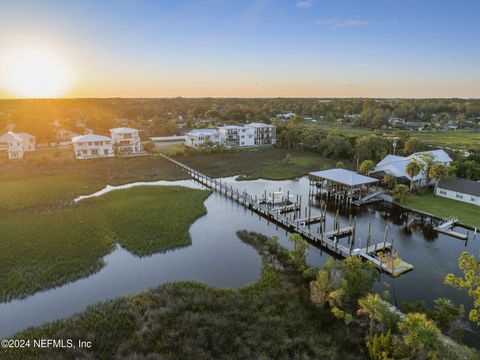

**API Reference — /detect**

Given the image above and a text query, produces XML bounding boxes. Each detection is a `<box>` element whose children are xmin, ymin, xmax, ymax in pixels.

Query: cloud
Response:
<box><xmin>317</xmin><ymin>18</ymin><xmax>370</xmax><ymax>29</ymax></box>
<box><xmin>296</xmin><ymin>0</ymin><xmax>314</xmax><ymax>9</ymax></box>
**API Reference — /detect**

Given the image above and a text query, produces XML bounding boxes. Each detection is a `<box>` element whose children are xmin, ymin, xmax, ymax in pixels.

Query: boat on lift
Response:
<box><xmin>260</xmin><ymin>189</ymin><xmax>296</xmax><ymax>207</ymax></box>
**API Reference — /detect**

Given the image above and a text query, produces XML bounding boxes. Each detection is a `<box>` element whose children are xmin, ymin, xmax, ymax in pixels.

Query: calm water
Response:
<box><xmin>1</xmin><ymin>176</ymin><xmax>479</xmax><ymax>345</ymax></box>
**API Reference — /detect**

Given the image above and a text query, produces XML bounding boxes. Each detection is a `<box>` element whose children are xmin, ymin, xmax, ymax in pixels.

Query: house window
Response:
<box><xmin>91</xmin><ymin>149</ymin><xmax>99</xmax><ymax>155</ymax></box>
<box><xmin>456</xmin><ymin>193</ymin><xmax>463</xmax><ymax>199</ymax></box>
<box><xmin>439</xmin><ymin>190</ymin><xmax>447</xmax><ymax>195</ymax></box>
<box><xmin>472</xmin><ymin>197</ymin><xmax>476</xmax><ymax>202</ymax></box>
<box><xmin>104</xmin><ymin>149</ymin><xmax>109</xmax><ymax>155</ymax></box>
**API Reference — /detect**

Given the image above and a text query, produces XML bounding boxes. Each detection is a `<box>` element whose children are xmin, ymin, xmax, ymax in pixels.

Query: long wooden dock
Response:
<box><xmin>159</xmin><ymin>153</ymin><xmax>412</xmax><ymax>277</ymax></box>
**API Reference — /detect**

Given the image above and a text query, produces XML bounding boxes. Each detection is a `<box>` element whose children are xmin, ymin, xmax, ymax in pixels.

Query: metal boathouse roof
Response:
<box><xmin>309</xmin><ymin>168</ymin><xmax>379</xmax><ymax>187</ymax></box>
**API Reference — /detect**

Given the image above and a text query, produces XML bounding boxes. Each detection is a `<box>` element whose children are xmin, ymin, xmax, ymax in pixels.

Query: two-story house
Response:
<box><xmin>71</xmin><ymin>134</ymin><xmax>115</xmax><ymax>159</ymax></box>
<box><xmin>0</xmin><ymin>132</ymin><xmax>36</xmax><ymax>159</ymax></box>
<box><xmin>185</xmin><ymin>129</ymin><xmax>220</xmax><ymax>148</ymax></box>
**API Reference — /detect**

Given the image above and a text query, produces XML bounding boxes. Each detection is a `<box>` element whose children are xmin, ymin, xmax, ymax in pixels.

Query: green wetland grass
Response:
<box><xmin>178</xmin><ymin>148</ymin><xmax>341</xmax><ymax>180</ymax></box>
<box><xmin>2</xmin><ymin>231</ymin><xmax>368</xmax><ymax>360</ymax></box>
<box><xmin>0</xmin><ymin>186</ymin><xmax>210</xmax><ymax>302</ymax></box>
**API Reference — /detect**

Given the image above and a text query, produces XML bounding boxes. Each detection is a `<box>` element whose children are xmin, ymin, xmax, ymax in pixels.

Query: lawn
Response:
<box><xmin>308</xmin><ymin>121</ymin><xmax>480</xmax><ymax>149</ymax></box>
<box><xmin>410</xmin><ymin>129</ymin><xmax>480</xmax><ymax>149</ymax></box>
<box><xmin>178</xmin><ymin>148</ymin><xmax>343</xmax><ymax>180</ymax></box>
<box><xmin>153</xmin><ymin>143</ymin><xmax>185</xmax><ymax>155</ymax></box>
<box><xmin>402</xmin><ymin>191</ymin><xmax>480</xmax><ymax>228</ymax></box>
<box><xmin>0</xmin><ymin>186</ymin><xmax>210</xmax><ymax>301</ymax></box>
<box><xmin>24</xmin><ymin>147</ymin><xmax>74</xmax><ymax>161</ymax></box>
<box><xmin>2</xmin><ymin>232</ymin><xmax>367</xmax><ymax>360</ymax></box>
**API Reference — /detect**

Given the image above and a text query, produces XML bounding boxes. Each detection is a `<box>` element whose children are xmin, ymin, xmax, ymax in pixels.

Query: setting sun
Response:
<box><xmin>0</xmin><ymin>47</ymin><xmax>73</xmax><ymax>98</ymax></box>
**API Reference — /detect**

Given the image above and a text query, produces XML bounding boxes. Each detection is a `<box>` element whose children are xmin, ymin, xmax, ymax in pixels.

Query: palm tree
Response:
<box><xmin>382</xmin><ymin>173</ymin><xmax>396</xmax><ymax>190</ymax></box>
<box><xmin>399</xmin><ymin>313</ymin><xmax>442</xmax><ymax>358</ymax></box>
<box><xmin>394</xmin><ymin>184</ymin><xmax>409</xmax><ymax>204</ymax></box>
<box><xmin>429</xmin><ymin>164</ymin><xmax>453</xmax><ymax>194</ymax></box>
<box><xmin>359</xmin><ymin>160</ymin><xmax>375</xmax><ymax>176</ymax></box>
<box><xmin>406</xmin><ymin>160</ymin><xmax>423</xmax><ymax>190</ymax></box>
<box><xmin>358</xmin><ymin>293</ymin><xmax>383</xmax><ymax>336</ymax></box>
<box><xmin>419</xmin><ymin>153</ymin><xmax>435</xmax><ymax>186</ymax></box>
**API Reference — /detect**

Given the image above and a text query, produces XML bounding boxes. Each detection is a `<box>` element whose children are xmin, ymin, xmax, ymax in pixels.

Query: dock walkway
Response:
<box><xmin>434</xmin><ymin>217</ymin><xmax>468</xmax><ymax>240</ymax></box>
<box><xmin>159</xmin><ymin>153</ymin><xmax>412</xmax><ymax>277</ymax></box>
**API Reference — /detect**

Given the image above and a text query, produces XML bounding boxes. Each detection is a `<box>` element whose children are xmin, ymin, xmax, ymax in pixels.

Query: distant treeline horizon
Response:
<box><xmin>1</xmin><ymin>97</ymin><xmax>480</xmax><ymax>143</ymax></box>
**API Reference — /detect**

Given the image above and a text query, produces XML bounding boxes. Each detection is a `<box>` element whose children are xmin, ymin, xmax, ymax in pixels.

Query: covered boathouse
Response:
<box><xmin>309</xmin><ymin>168</ymin><xmax>381</xmax><ymax>205</ymax></box>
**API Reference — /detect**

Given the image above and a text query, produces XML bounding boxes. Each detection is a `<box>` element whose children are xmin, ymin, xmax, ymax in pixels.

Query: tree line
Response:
<box><xmin>2</xmin><ymin>97</ymin><xmax>480</xmax><ymax>142</ymax></box>
<box><xmin>276</xmin><ymin>117</ymin><xmax>480</xmax><ymax>181</ymax></box>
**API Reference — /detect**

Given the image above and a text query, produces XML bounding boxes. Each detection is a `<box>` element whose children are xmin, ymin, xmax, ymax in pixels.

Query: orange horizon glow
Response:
<box><xmin>0</xmin><ymin>46</ymin><xmax>74</xmax><ymax>98</ymax></box>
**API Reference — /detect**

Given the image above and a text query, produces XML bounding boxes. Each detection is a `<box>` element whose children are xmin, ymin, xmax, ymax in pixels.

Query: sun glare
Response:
<box><xmin>0</xmin><ymin>47</ymin><xmax>73</xmax><ymax>98</ymax></box>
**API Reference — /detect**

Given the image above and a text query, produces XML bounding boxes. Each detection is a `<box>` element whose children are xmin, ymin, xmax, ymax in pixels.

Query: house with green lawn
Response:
<box><xmin>436</xmin><ymin>178</ymin><xmax>480</xmax><ymax>207</ymax></box>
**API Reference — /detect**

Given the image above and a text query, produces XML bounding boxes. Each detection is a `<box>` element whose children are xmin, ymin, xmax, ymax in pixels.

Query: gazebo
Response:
<box><xmin>309</xmin><ymin>168</ymin><xmax>379</xmax><ymax>202</ymax></box>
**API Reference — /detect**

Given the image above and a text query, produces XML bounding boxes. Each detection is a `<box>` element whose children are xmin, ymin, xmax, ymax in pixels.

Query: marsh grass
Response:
<box><xmin>3</xmin><ymin>231</ymin><xmax>368</xmax><ymax>360</ymax></box>
<box><xmin>0</xmin><ymin>186</ymin><xmax>210</xmax><ymax>301</ymax></box>
<box><xmin>178</xmin><ymin>148</ymin><xmax>341</xmax><ymax>180</ymax></box>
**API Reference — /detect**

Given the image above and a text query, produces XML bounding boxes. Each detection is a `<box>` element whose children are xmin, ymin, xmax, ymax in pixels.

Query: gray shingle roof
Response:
<box><xmin>437</xmin><ymin>178</ymin><xmax>480</xmax><ymax>197</ymax></box>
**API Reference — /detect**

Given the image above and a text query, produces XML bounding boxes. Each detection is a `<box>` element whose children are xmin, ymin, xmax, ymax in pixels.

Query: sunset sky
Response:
<box><xmin>0</xmin><ymin>0</ymin><xmax>479</xmax><ymax>98</ymax></box>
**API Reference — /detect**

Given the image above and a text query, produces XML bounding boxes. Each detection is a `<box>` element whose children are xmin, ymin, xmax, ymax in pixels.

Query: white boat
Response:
<box><xmin>264</xmin><ymin>189</ymin><xmax>295</xmax><ymax>206</ymax></box>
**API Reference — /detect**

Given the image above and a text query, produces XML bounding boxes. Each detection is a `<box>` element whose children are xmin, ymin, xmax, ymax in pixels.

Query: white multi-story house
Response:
<box><xmin>436</xmin><ymin>178</ymin><xmax>480</xmax><ymax>206</ymax></box>
<box><xmin>244</xmin><ymin>123</ymin><xmax>276</xmax><ymax>146</ymax></box>
<box><xmin>0</xmin><ymin>132</ymin><xmax>36</xmax><ymax>159</ymax></box>
<box><xmin>110</xmin><ymin>127</ymin><xmax>142</xmax><ymax>154</ymax></box>
<box><xmin>185</xmin><ymin>123</ymin><xmax>276</xmax><ymax>149</ymax></box>
<box><xmin>218</xmin><ymin>123</ymin><xmax>276</xmax><ymax>147</ymax></box>
<box><xmin>185</xmin><ymin>129</ymin><xmax>220</xmax><ymax>148</ymax></box>
<box><xmin>218</xmin><ymin>125</ymin><xmax>254</xmax><ymax>147</ymax></box>
<box><xmin>72</xmin><ymin>134</ymin><xmax>114</xmax><ymax>160</ymax></box>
